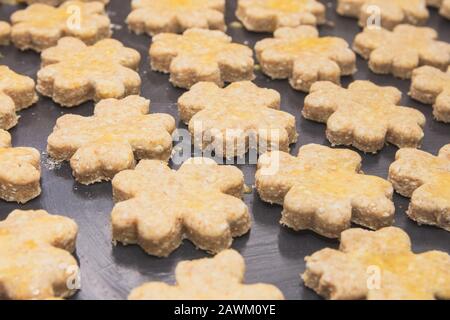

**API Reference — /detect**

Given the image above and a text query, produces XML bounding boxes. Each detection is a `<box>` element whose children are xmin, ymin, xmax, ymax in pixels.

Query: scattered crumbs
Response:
<box><xmin>254</xmin><ymin>64</ymin><xmax>261</xmax><ymax>71</ymax></box>
<box><xmin>243</xmin><ymin>184</ymin><xmax>253</xmax><ymax>194</ymax></box>
<box><xmin>43</xmin><ymin>153</ymin><xmax>63</xmax><ymax>170</ymax></box>
<box><xmin>229</xmin><ymin>21</ymin><xmax>243</xmax><ymax>29</ymax></box>
<box><xmin>107</xmin><ymin>10</ymin><xmax>117</xmax><ymax>17</ymax></box>
<box><xmin>325</xmin><ymin>20</ymin><xmax>335</xmax><ymax>28</ymax></box>
<box><xmin>111</xmin><ymin>24</ymin><xmax>123</xmax><ymax>31</ymax></box>
<box><xmin>243</xmin><ymin>40</ymin><xmax>249</xmax><ymax>45</ymax></box>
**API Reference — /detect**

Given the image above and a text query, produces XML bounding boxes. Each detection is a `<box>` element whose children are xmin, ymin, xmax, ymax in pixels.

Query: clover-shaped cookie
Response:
<box><xmin>0</xmin><ymin>209</ymin><xmax>79</xmax><ymax>300</ymax></box>
<box><xmin>256</xmin><ymin>144</ymin><xmax>395</xmax><ymax>238</ymax></box>
<box><xmin>255</xmin><ymin>26</ymin><xmax>356</xmax><ymax>92</ymax></box>
<box><xmin>236</xmin><ymin>0</ymin><xmax>326</xmax><ymax>32</ymax></box>
<box><xmin>0</xmin><ymin>21</ymin><xmax>10</xmax><ymax>45</ymax></box>
<box><xmin>353</xmin><ymin>24</ymin><xmax>450</xmax><ymax>79</ymax></box>
<box><xmin>428</xmin><ymin>0</ymin><xmax>450</xmax><ymax>19</ymax></box>
<box><xmin>389</xmin><ymin>145</ymin><xmax>450</xmax><ymax>231</ymax></box>
<box><xmin>10</xmin><ymin>1</ymin><xmax>111</xmax><ymax>52</ymax></box>
<box><xmin>303</xmin><ymin>227</ymin><xmax>450</xmax><ymax>300</ymax></box>
<box><xmin>0</xmin><ymin>65</ymin><xmax>38</xmax><ymax>130</ymax></box>
<box><xmin>303</xmin><ymin>81</ymin><xmax>426</xmax><ymax>153</ymax></box>
<box><xmin>47</xmin><ymin>95</ymin><xmax>175</xmax><ymax>185</ymax></box>
<box><xmin>411</xmin><ymin>66</ymin><xmax>450</xmax><ymax>123</ymax></box>
<box><xmin>127</xmin><ymin>0</ymin><xmax>225</xmax><ymax>36</ymax></box>
<box><xmin>178</xmin><ymin>81</ymin><xmax>297</xmax><ymax>158</ymax></box>
<box><xmin>0</xmin><ymin>130</ymin><xmax>41</xmax><ymax>203</ymax></box>
<box><xmin>337</xmin><ymin>0</ymin><xmax>429</xmax><ymax>30</ymax></box>
<box><xmin>37</xmin><ymin>37</ymin><xmax>141</xmax><ymax>107</ymax></box>
<box><xmin>149</xmin><ymin>28</ymin><xmax>254</xmax><ymax>89</ymax></box>
<box><xmin>111</xmin><ymin>158</ymin><xmax>250</xmax><ymax>257</ymax></box>
<box><xmin>9</xmin><ymin>0</ymin><xmax>109</xmax><ymax>5</ymax></box>
<box><xmin>129</xmin><ymin>249</ymin><xmax>284</xmax><ymax>300</ymax></box>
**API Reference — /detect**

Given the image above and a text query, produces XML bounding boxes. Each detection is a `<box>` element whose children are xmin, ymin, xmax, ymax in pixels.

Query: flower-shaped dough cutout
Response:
<box><xmin>0</xmin><ymin>130</ymin><xmax>41</xmax><ymax>203</ymax></box>
<box><xmin>236</xmin><ymin>0</ymin><xmax>326</xmax><ymax>32</ymax></box>
<box><xmin>0</xmin><ymin>209</ymin><xmax>79</xmax><ymax>300</ymax></box>
<box><xmin>129</xmin><ymin>250</ymin><xmax>285</xmax><ymax>300</ymax></box>
<box><xmin>8</xmin><ymin>0</ymin><xmax>109</xmax><ymax>5</ymax></box>
<box><xmin>303</xmin><ymin>81</ymin><xmax>426</xmax><ymax>153</ymax></box>
<box><xmin>428</xmin><ymin>0</ymin><xmax>450</xmax><ymax>19</ymax></box>
<box><xmin>353</xmin><ymin>24</ymin><xmax>450</xmax><ymax>79</ymax></box>
<box><xmin>255</xmin><ymin>26</ymin><xmax>356</xmax><ymax>92</ymax></box>
<box><xmin>303</xmin><ymin>227</ymin><xmax>450</xmax><ymax>300</ymax></box>
<box><xmin>127</xmin><ymin>0</ymin><xmax>226</xmax><ymax>36</ymax></box>
<box><xmin>337</xmin><ymin>0</ymin><xmax>429</xmax><ymax>30</ymax></box>
<box><xmin>256</xmin><ymin>144</ymin><xmax>395</xmax><ymax>238</ymax></box>
<box><xmin>38</xmin><ymin>37</ymin><xmax>141</xmax><ymax>107</ymax></box>
<box><xmin>111</xmin><ymin>158</ymin><xmax>251</xmax><ymax>257</ymax></box>
<box><xmin>10</xmin><ymin>1</ymin><xmax>111</xmax><ymax>52</ymax></box>
<box><xmin>47</xmin><ymin>95</ymin><xmax>175</xmax><ymax>185</ymax></box>
<box><xmin>178</xmin><ymin>81</ymin><xmax>297</xmax><ymax>158</ymax></box>
<box><xmin>149</xmin><ymin>28</ymin><xmax>254</xmax><ymax>89</ymax></box>
<box><xmin>0</xmin><ymin>21</ymin><xmax>10</xmax><ymax>45</ymax></box>
<box><xmin>0</xmin><ymin>65</ymin><xmax>38</xmax><ymax>130</ymax></box>
<box><xmin>411</xmin><ymin>66</ymin><xmax>450</xmax><ymax>123</ymax></box>
<box><xmin>389</xmin><ymin>145</ymin><xmax>450</xmax><ymax>231</ymax></box>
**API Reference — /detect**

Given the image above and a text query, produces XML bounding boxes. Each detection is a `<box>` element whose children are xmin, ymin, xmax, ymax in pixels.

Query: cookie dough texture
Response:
<box><xmin>129</xmin><ymin>249</ymin><xmax>284</xmax><ymax>300</ymax></box>
<box><xmin>47</xmin><ymin>95</ymin><xmax>175</xmax><ymax>185</ymax></box>
<box><xmin>389</xmin><ymin>145</ymin><xmax>450</xmax><ymax>232</ymax></box>
<box><xmin>0</xmin><ymin>209</ymin><xmax>79</xmax><ymax>300</ymax></box>
<box><xmin>256</xmin><ymin>144</ymin><xmax>395</xmax><ymax>238</ymax></box>
<box><xmin>236</xmin><ymin>0</ymin><xmax>326</xmax><ymax>32</ymax></box>
<box><xmin>303</xmin><ymin>81</ymin><xmax>426</xmax><ymax>153</ymax></box>
<box><xmin>0</xmin><ymin>21</ymin><xmax>10</xmax><ymax>45</ymax></box>
<box><xmin>0</xmin><ymin>65</ymin><xmax>38</xmax><ymax>130</ymax></box>
<box><xmin>5</xmin><ymin>0</ymin><xmax>109</xmax><ymax>5</ymax></box>
<box><xmin>178</xmin><ymin>81</ymin><xmax>297</xmax><ymax>158</ymax></box>
<box><xmin>410</xmin><ymin>66</ymin><xmax>450</xmax><ymax>123</ymax></box>
<box><xmin>149</xmin><ymin>28</ymin><xmax>254</xmax><ymax>89</ymax></box>
<box><xmin>353</xmin><ymin>24</ymin><xmax>450</xmax><ymax>79</ymax></box>
<box><xmin>111</xmin><ymin>158</ymin><xmax>250</xmax><ymax>257</ymax></box>
<box><xmin>303</xmin><ymin>227</ymin><xmax>450</xmax><ymax>300</ymax></box>
<box><xmin>255</xmin><ymin>26</ymin><xmax>356</xmax><ymax>92</ymax></box>
<box><xmin>127</xmin><ymin>0</ymin><xmax>226</xmax><ymax>36</ymax></box>
<box><xmin>428</xmin><ymin>0</ymin><xmax>450</xmax><ymax>19</ymax></box>
<box><xmin>38</xmin><ymin>37</ymin><xmax>141</xmax><ymax>107</ymax></box>
<box><xmin>337</xmin><ymin>0</ymin><xmax>429</xmax><ymax>30</ymax></box>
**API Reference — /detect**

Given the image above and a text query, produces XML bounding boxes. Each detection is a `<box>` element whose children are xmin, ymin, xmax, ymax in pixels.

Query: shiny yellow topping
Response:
<box><xmin>273</xmin><ymin>37</ymin><xmax>340</xmax><ymax>55</ymax></box>
<box><xmin>429</xmin><ymin>173</ymin><xmax>450</xmax><ymax>199</ymax></box>
<box><xmin>262</xmin><ymin>0</ymin><xmax>307</xmax><ymax>12</ymax></box>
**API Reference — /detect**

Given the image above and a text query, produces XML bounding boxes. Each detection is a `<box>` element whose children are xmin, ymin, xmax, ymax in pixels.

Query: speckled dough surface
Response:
<box><xmin>0</xmin><ymin>21</ymin><xmax>10</xmax><ymax>44</ymax></box>
<box><xmin>47</xmin><ymin>95</ymin><xmax>175</xmax><ymax>185</ymax></box>
<box><xmin>4</xmin><ymin>0</ymin><xmax>109</xmax><ymax>5</ymax></box>
<box><xmin>337</xmin><ymin>0</ymin><xmax>429</xmax><ymax>29</ymax></box>
<box><xmin>303</xmin><ymin>80</ymin><xmax>426</xmax><ymax>153</ymax></box>
<box><xmin>256</xmin><ymin>144</ymin><xmax>395</xmax><ymax>238</ymax></box>
<box><xmin>427</xmin><ymin>0</ymin><xmax>450</xmax><ymax>19</ymax></box>
<box><xmin>129</xmin><ymin>249</ymin><xmax>285</xmax><ymax>300</ymax></box>
<box><xmin>149</xmin><ymin>28</ymin><xmax>254</xmax><ymax>89</ymax></box>
<box><xmin>10</xmin><ymin>1</ymin><xmax>111</xmax><ymax>52</ymax></box>
<box><xmin>255</xmin><ymin>26</ymin><xmax>356</xmax><ymax>92</ymax></box>
<box><xmin>111</xmin><ymin>158</ymin><xmax>251</xmax><ymax>257</ymax></box>
<box><xmin>0</xmin><ymin>65</ymin><xmax>38</xmax><ymax>130</ymax></box>
<box><xmin>127</xmin><ymin>0</ymin><xmax>225</xmax><ymax>36</ymax></box>
<box><xmin>353</xmin><ymin>24</ymin><xmax>450</xmax><ymax>79</ymax></box>
<box><xmin>37</xmin><ymin>37</ymin><xmax>141</xmax><ymax>107</ymax></box>
<box><xmin>0</xmin><ymin>209</ymin><xmax>79</xmax><ymax>300</ymax></box>
<box><xmin>178</xmin><ymin>81</ymin><xmax>297</xmax><ymax>158</ymax></box>
<box><xmin>389</xmin><ymin>145</ymin><xmax>450</xmax><ymax>232</ymax></box>
<box><xmin>303</xmin><ymin>227</ymin><xmax>450</xmax><ymax>300</ymax></box>
<box><xmin>236</xmin><ymin>0</ymin><xmax>326</xmax><ymax>32</ymax></box>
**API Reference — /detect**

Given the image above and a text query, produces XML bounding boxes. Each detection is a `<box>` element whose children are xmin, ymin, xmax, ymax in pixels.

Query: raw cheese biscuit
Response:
<box><xmin>0</xmin><ymin>130</ymin><xmax>41</xmax><ymax>203</ymax></box>
<box><xmin>389</xmin><ymin>145</ymin><xmax>450</xmax><ymax>231</ymax></box>
<box><xmin>149</xmin><ymin>28</ymin><xmax>254</xmax><ymax>89</ymax></box>
<box><xmin>302</xmin><ymin>227</ymin><xmax>450</xmax><ymax>300</ymax></box>
<box><xmin>38</xmin><ymin>37</ymin><xmax>141</xmax><ymax>107</ymax></box>
<box><xmin>0</xmin><ymin>21</ymin><xmax>10</xmax><ymax>45</ymax></box>
<box><xmin>178</xmin><ymin>81</ymin><xmax>297</xmax><ymax>158</ymax></box>
<box><xmin>410</xmin><ymin>66</ymin><xmax>450</xmax><ymax>123</ymax></box>
<box><xmin>255</xmin><ymin>26</ymin><xmax>356</xmax><ymax>92</ymax></box>
<box><xmin>10</xmin><ymin>1</ymin><xmax>111</xmax><ymax>52</ymax></box>
<box><xmin>303</xmin><ymin>81</ymin><xmax>426</xmax><ymax>153</ymax></box>
<box><xmin>255</xmin><ymin>144</ymin><xmax>395</xmax><ymax>238</ymax></box>
<box><xmin>0</xmin><ymin>65</ymin><xmax>38</xmax><ymax>130</ymax></box>
<box><xmin>0</xmin><ymin>210</ymin><xmax>79</xmax><ymax>300</ymax></box>
<box><xmin>236</xmin><ymin>0</ymin><xmax>326</xmax><ymax>32</ymax></box>
<box><xmin>353</xmin><ymin>24</ymin><xmax>450</xmax><ymax>79</ymax></box>
<box><xmin>337</xmin><ymin>0</ymin><xmax>429</xmax><ymax>30</ymax></box>
<box><xmin>111</xmin><ymin>158</ymin><xmax>250</xmax><ymax>257</ymax></box>
<box><xmin>129</xmin><ymin>250</ymin><xmax>284</xmax><ymax>300</ymax></box>
<box><xmin>6</xmin><ymin>0</ymin><xmax>109</xmax><ymax>5</ymax></box>
<box><xmin>127</xmin><ymin>0</ymin><xmax>226</xmax><ymax>36</ymax></box>
<box><xmin>427</xmin><ymin>0</ymin><xmax>450</xmax><ymax>19</ymax></box>
<box><xmin>47</xmin><ymin>96</ymin><xmax>175</xmax><ymax>185</ymax></box>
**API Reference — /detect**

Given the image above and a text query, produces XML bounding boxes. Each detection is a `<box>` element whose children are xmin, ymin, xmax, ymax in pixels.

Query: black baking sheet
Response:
<box><xmin>0</xmin><ymin>0</ymin><xmax>449</xmax><ymax>300</ymax></box>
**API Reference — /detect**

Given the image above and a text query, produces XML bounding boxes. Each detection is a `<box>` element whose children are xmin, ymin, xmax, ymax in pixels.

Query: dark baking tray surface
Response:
<box><xmin>0</xmin><ymin>0</ymin><xmax>449</xmax><ymax>300</ymax></box>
